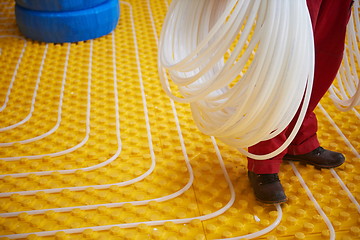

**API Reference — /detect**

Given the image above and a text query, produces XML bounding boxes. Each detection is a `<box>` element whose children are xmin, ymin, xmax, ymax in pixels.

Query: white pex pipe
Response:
<box><xmin>0</xmin><ymin>35</ymin><xmax>27</xmax><ymax>112</ymax></box>
<box><xmin>0</xmin><ymin>43</ymin><xmax>68</xmax><ymax>147</ymax></box>
<box><xmin>0</xmin><ymin>44</ymin><xmax>48</xmax><ymax>131</ymax></box>
<box><xmin>158</xmin><ymin>0</ymin><xmax>315</xmax><ymax>160</ymax></box>
<box><xmin>329</xmin><ymin>0</ymin><xmax>360</xmax><ymax>111</ymax></box>
<box><xmin>290</xmin><ymin>162</ymin><xmax>336</xmax><ymax>240</ymax></box>
<box><xmin>0</xmin><ymin>2</ymin><xmax>282</xmax><ymax>239</ymax></box>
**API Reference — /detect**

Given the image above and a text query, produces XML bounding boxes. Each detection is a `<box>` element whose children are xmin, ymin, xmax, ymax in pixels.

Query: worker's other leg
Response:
<box><xmin>283</xmin><ymin>0</ymin><xmax>353</xmax><ymax>167</ymax></box>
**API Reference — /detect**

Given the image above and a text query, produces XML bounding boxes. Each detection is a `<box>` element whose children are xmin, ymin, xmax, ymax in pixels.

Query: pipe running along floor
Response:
<box><xmin>0</xmin><ymin>0</ymin><xmax>359</xmax><ymax>239</ymax></box>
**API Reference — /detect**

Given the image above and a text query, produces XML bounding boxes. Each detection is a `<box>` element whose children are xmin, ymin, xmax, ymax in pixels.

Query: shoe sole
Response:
<box><xmin>283</xmin><ymin>157</ymin><xmax>345</xmax><ymax>169</ymax></box>
<box><xmin>255</xmin><ymin>196</ymin><xmax>288</xmax><ymax>204</ymax></box>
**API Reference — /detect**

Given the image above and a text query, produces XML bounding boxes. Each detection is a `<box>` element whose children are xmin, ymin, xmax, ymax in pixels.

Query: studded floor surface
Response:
<box><xmin>0</xmin><ymin>0</ymin><xmax>359</xmax><ymax>239</ymax></box>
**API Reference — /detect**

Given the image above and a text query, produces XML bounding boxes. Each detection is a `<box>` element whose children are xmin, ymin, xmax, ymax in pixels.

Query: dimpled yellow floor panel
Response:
<box><xmin>0</xmin><ymin>0</ymin><xmax>359</xmax><ymax>240</ymax></box>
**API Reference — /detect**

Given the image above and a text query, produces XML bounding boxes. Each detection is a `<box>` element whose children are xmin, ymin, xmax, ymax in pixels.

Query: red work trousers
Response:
<box><xmin>247</xmin><ymin>0</ymin><xmax>353</xmax><ymax>174</ymax></box>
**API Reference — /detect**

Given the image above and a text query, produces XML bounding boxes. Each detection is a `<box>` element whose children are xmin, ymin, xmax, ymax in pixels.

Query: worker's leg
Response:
<box><xmin>247</xmin><ymin>0</ymin><xmax>352</xmax><ymax>203</ymax></box>
<box><xmin>286</xmin><ymin>0</ymin><xmax>353</xmax><ymax>155</ymax></box>
<box><xmin>248</xmin><ymin>0</ymin><xmax>352</xmax><ymax>173</ymax></box>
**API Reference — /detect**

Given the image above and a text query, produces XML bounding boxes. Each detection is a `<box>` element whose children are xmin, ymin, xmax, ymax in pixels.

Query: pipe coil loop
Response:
<box><xmin>158</xmin><ymin>0</ymin><xmax>315</xmax><ymax>159</ymax></box>
<box><xmin>329</xmin><ymin>1</ymin><xmax>360</xmax><ymax>111</ymax></box>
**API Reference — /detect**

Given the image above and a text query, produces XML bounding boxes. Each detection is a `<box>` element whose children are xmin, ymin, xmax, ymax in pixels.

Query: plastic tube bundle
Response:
<box><xmin>158</xmin><ymin>0</ymin><xmax>315</xmax><ymax>160</ymax></box>
<box><xmin>329</xmin><ymin>1</ymin><xmax>360</xmax><ymax>111</ymax></box>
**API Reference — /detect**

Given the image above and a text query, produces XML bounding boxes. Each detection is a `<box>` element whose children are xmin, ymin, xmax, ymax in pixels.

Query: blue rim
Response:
<box><xmin>15</xmin><ymin>0</ymin><xmax>120</xmax><ymax>43</ymax></box>
<box><xmin>15</xmin><ymin>0</ymin><xmax>108</xmax><ymax>12</ymax></box>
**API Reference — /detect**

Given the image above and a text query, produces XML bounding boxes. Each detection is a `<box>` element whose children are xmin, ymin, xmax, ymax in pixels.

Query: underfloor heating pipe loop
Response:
<box><xmin>329</xmin><ymin>0</ymin><xmax>360</xmax><ymax>111</ymax></box>
<box><xmin>158</xmin><ymin>0</ymin><xmax>315</xmax><ymax>160</ymax></box>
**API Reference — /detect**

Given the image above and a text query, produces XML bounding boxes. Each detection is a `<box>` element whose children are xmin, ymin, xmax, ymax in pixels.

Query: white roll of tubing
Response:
<box><xmin>329</xmin><ymin>1</ymin><xmax>360</xmax><ymax>111</ymax></box>
<box><xmin>158</xmin><ymin>0</ymin><xmax>315</xmax><ymax>160</ymax></box>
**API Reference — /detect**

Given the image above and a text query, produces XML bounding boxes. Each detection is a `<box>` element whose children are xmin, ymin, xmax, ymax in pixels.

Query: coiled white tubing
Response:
<box><xmin>329</xmin><ymin>0</ymin><xmax>360</xmax><ymax>111</ymax></box>
<box><xmin>158</xmin><ymin>0</ymin><xmax>315</xmax><ymax>160</ymax></box>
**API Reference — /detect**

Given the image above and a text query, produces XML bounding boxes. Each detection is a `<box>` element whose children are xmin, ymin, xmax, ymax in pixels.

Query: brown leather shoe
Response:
<box><xmin>283</xmin><ymin>147</ymin><xmax>345</xmax><ymax>169</ymax></box>
<box><xmin>248</xmin><ymin>171</ymin><xmax>287</xmax><ymax>204</ymax></box>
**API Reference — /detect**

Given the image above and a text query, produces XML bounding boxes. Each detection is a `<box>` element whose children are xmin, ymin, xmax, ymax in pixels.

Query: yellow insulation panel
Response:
<box><xmin>0</xmin><ymin>0</ymin><xmax>359</xmax><ymax>239</ymax></box>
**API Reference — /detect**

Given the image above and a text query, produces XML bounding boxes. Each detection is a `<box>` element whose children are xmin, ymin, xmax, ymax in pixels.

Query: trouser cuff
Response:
<box><xmin>287</xmin><ymin>134</ymin><xmax>320</xmax><ymax>155</ymax></box>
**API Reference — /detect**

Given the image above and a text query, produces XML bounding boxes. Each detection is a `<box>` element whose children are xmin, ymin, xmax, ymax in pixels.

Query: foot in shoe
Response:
<box><xmin>248</xmin><ymin>171</ymin><xmax>287</xmax><ymax>204</ymax></box>
<box><xmin>283</xmin><ymin>147</ymin><xmax>345</xmax><ymax>169</ymax></box>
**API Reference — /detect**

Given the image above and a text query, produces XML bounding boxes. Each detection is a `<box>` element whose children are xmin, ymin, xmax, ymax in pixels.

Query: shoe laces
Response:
<box><xmin>312</xmin><ymin>146</ymin><xmax>325</xmax><ymax>156</ymax></box>
<box><xmin>257</xmin><ymin>173</ymin><xmax>280</xmax><ymax>185</ymax></box>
